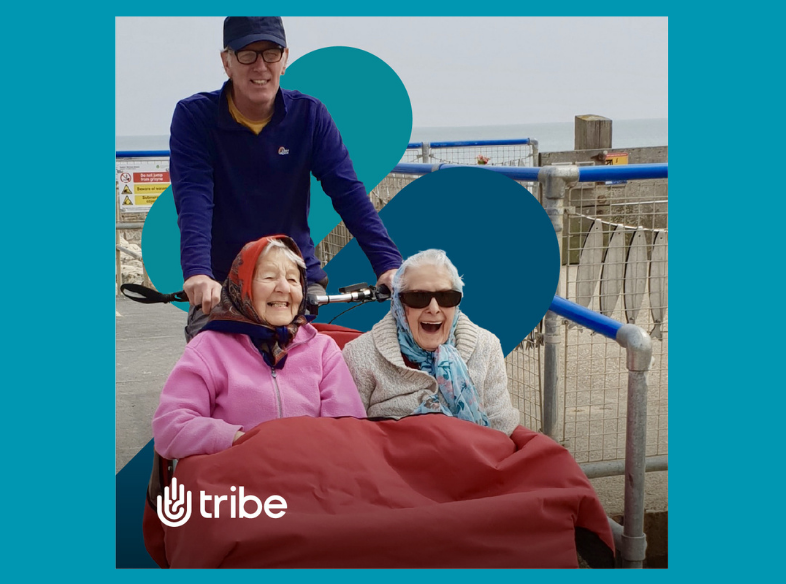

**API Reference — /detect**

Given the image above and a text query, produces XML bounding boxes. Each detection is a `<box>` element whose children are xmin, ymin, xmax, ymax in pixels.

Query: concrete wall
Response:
<box><xmin>540</xmin><ymin>147</ymin><xmax>668</xmax><ymax>264</ymax></box>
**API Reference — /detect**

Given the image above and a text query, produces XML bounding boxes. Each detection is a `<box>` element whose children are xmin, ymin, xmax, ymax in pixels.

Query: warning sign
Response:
<box><xmin>117</xmin><ymin>157</ymin><xmax>170</xmax><ymax>212</ymax></box>
<box><xmin>134</xmin><ymin>172</ymin><xmax>170</xmax><ymax>183</ymax></box>
<box><xmin>134</xmin><ymin>183</ymin><xmax>168</xmax><ymax>195</ymax></box>
<box><xmin>135</xmin><ymin>195</ymin><xmax>161</xmax><ymax>205</ymax></box>
<box><xmin>602</xmin><ymin>152</ymin><xmax>629</xmax><ymax>185</ymax></box>
<box><xmin>604</xmin><ymin>152</ymin><xmax>629</xmax><ymax>166</ymax></box>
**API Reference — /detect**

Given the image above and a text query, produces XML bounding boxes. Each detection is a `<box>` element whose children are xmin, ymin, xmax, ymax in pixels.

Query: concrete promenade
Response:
<box><xmin>116</xmin><ymin>296</ymin><xmax>184</xmax><ymax>472</ymax></box>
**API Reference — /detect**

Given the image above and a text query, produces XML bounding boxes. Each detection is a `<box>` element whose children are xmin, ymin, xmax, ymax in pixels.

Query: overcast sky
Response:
<box><xmin>116</xmin><ymin>17</ymin><xmax>667</xmax><ymax>136</ymax></box>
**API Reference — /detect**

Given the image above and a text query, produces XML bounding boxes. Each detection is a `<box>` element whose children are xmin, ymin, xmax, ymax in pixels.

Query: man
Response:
<box><xmin>170</xmin><ymin>17</ymin><xmax>402</xmax><ymax>340</ymax></box>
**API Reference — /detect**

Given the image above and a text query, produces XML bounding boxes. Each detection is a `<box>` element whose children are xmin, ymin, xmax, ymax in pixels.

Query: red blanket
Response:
<box><xmin>151</xmin><ymin>415</ymin><xmax>613</xmax><ymax>568</ymax></box>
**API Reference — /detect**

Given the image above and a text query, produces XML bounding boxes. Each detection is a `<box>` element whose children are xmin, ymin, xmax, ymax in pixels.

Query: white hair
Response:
<box><xmin>394</xmin><ymin>249</ymin><xmax>464</xmax><ymax>293</ymax></box>
<box><xmin>259</xmin><ymin>238</ymin><xmax>306</xmax><ymax>270</ymax></box>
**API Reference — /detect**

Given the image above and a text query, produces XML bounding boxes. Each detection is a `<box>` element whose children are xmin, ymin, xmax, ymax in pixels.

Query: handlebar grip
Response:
<box><xmin>375</xmin><ymin>284</ymin><xmax>391</xmax><ymax>302</ymax></box>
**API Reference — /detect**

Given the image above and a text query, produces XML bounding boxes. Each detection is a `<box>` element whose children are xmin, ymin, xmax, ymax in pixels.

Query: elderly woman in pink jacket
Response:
<box><xmin>152</xmin><ymin>235</ymin><xmax>365</xmax><ymax>460</ymax></box>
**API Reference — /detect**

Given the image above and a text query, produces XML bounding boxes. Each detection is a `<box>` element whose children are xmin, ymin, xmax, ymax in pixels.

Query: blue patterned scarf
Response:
<box><xmin>391</xmin><ymin>287</ymin><xmax>490</xmax><ymax>427</ymax></box>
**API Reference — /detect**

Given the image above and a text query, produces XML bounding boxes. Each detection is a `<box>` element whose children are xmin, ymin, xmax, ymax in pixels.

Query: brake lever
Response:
<box><xmin>374</xmin><ymin>284</ymin><xmax>391</xmax><ymax>302</ymax></box>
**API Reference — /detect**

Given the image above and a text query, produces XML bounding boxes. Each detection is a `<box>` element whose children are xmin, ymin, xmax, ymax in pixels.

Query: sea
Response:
<box><xmin>411</xmin><ymin>118</ymin><xmax>667</xmax><ymax>153</ymax></box>
<box><xmin>116</xmin><ymin>118</ymin><xmax>667</xmax><ymax>155</ymax></box>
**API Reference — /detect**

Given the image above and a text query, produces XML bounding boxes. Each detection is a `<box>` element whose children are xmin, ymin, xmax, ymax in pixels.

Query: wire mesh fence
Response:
<box><xmin>505</xmin><ymin>329</ymin><xmax>544</xmax><ymax>432</ymax></box>
<box><xmin>315</xmin><ymin>173</ymin><xmax>418</xmax><ymax>265</ymax></box>
<box><xmin>558</xmin><ymin>178</ymin><xmax>668</xmax><ymax>463</ymax></box>
<box><xmin>401</xmin><ymin>141</ymin><xmax>538</xmax><ymax>198</ymax></box>
<box><xmin>403</xmin><ymin>142</ymin><xmax>536</xmax><ymax>167</ymax></box>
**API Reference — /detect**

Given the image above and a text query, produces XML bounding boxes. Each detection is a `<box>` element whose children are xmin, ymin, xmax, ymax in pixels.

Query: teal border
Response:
<box><xmin>8</xmin><ymin>1</ymin><xmax>756</xmax><ymax>578</ymax></box>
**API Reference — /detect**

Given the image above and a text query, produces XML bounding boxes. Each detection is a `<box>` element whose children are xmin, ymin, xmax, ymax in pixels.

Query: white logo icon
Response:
<box><xmin>157</xmin><ymin>477</ymin><xmax>193</xmax><ymax>527</ymax></box>
<box><xmin>278</xmin><ymin>146</ymin><xmax>289</xmax><ymax>155</ymax></box>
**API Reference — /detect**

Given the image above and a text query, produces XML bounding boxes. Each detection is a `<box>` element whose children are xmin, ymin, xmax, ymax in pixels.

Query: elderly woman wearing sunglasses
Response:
<box><xmin>342</xmin><ymin>249</ymin><xmax>520</xmax><ymax>435</ymax></box>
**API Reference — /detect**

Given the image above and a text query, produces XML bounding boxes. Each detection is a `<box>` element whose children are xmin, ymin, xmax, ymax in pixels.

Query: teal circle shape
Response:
<box><xmin>314</xmin><ymin>167</ymin><xmax>560</xmax><ymax>353</ymax></box>
<box><xmin>142</xmin><ymin>47</ymin><xmax>412</xmax><ymax>311</ymax></box>
<box><xmin>282</xmin><ymin>46</ymin><xmax>413</xmax><ymax>243</ymax></box>
<box><xmin>141</xmin><ymin>185</ymin><xmax>188</xmax><ymax>310</ymax></box>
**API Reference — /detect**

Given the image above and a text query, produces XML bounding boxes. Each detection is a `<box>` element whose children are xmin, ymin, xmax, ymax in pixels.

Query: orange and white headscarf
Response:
<box><xmin>202</xmin><ymin>235</ymin><xmax>310</xmax><ymax>368</ymax></box>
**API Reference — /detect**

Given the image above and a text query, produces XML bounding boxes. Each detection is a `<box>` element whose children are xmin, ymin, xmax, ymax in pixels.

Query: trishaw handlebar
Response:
<box><xmin>308</xmin><ymin>283</ymin><xmax>391</xmax><ymax>307</ymax></box>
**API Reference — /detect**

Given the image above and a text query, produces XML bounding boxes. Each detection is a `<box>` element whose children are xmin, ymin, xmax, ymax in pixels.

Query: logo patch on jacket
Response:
<box><xmin>278</xmin><ymin>146</ymin><xmax>289</xmax><ymax>155</ymax></box>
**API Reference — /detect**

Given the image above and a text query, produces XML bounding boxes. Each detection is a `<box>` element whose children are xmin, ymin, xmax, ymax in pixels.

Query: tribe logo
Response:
<box><xmin>157</xmin><ymin>478</ymin><xmax>287</xmax><ymax>527</ymax></box>
<box><xmin>278</xmin><ymin>146</ymin><xmax>290</xmax><ymax>155</ymax></box>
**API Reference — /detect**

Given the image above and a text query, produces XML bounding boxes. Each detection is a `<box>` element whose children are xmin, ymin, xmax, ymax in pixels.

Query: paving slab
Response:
<box><xmin>116</xmin><ymin>297</ymin><xmax>185</xmax><ymax>472</ymax></box>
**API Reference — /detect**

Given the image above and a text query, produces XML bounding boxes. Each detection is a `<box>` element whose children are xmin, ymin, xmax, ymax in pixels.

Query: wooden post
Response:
<box><xmin>575</xmin><ymin>115</ymin><xmax>612</xmax><ymax>150</ymax></box>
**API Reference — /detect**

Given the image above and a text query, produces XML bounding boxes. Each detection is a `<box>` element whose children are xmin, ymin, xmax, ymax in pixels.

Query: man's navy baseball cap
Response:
<box><xmin>223</xmin><ymin>17</ymin><xmax>287</xmax><ymax>50</ymax></box>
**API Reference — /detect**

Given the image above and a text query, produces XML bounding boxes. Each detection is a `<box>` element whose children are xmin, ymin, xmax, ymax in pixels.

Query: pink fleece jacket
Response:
<box><xmin>152</xmin><ymin>324</ymin><xmax>366</xmax><ymax>459</ymax></box>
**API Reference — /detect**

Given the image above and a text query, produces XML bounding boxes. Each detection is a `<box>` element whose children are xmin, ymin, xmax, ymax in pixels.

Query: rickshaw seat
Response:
<box><xmin>312</xmin><ymin>322</ymin><xmax>363</xmax><ymax>349</ymax></box>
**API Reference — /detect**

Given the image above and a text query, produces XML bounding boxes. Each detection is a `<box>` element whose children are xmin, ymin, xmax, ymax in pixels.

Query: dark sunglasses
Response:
<box><xmin>399</xmin><ymin>290</ymin><xmax>462</xmax><ymax>309</ymax></box>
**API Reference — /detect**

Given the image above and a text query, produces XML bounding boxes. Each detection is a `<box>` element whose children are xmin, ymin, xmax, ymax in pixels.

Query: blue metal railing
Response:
<box><xmin>116</xmin><ymin>139</ymin><xmax>536</xmax><ymax>159</ymax></box>
<box><xmin>116</xmin><ymin>151</ymin><xmax>170</xmax><ymax>158</ymax></box>
<box><xmin>392</xmin><ymin>162</ymin><xmax>668</xmax><ymax>182</ymax></box>
<box><xmin>577</xmin><ymin>163</ymin><xmax>668</xmax><ymax>181</ymax></box>
<box><xmin>407</xmin><ymin>138</ymin><xmax>532</xmax><ymax>149</ymax></box>
<box><xmin>549</xmin><ymin>296</ymin><xmax>622</xmax><ymax>339</ymax></box>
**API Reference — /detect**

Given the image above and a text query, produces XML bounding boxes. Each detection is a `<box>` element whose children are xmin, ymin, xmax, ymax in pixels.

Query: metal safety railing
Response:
<box><xmin>393</xmin><ymin>161</ymin><xmax>666</xmax><ymax>181</ymax></box>
<box><xmin>548</xmin><ymin>294</ymin><xmax>654</xmax><ymax>568</ymax></box>
<box><xmin>402</xmin><ymin>138</ymin><xmax>538</xmax><ymax>168</ymax></box>
<box><xmin>118</xmin><ymin>140</ymin><xmax>539</xmax><ymax>168</ymax></box>
<box><xmin>116</xmin><ymin>151</ymin><xmax>170</xmax><ymax>158</ymax></box>
<box><xmin>400</xmin><ymin>139</ymin><xmax>539</xmax><ymax>196</ymax></box>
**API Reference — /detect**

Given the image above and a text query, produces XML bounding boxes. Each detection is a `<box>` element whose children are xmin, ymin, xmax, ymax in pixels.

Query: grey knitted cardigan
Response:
<box><xmin>342</xmin><ymin>312</ymin><xmax>520</xmax><ymax>435</ymax></box>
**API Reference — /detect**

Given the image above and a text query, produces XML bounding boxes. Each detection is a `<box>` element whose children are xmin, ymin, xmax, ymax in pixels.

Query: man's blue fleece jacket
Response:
<box><xmin>170</xmin><ymin>81</ymin><xmax>402</xmax><ymax>285</ymax></box>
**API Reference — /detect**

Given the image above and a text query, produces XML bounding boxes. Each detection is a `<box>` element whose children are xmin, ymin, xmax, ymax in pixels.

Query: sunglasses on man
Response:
<box><xmin>398</xmin><ymin>290</ymin><xmax>462</xmax><ymax>309</ymax></box>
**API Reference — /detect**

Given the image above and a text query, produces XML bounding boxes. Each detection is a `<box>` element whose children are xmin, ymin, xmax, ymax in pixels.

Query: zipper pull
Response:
<box><xmin>271</xmin><ymin>368</ymin><xmax>277</xmax><ymax>378</ymax></box>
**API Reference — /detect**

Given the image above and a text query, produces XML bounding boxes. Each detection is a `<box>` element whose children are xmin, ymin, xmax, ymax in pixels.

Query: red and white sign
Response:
<box><xmin>134</xmin><ymin>171</ymin><xmax>170</xmax><ymax>183</ymax></box>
